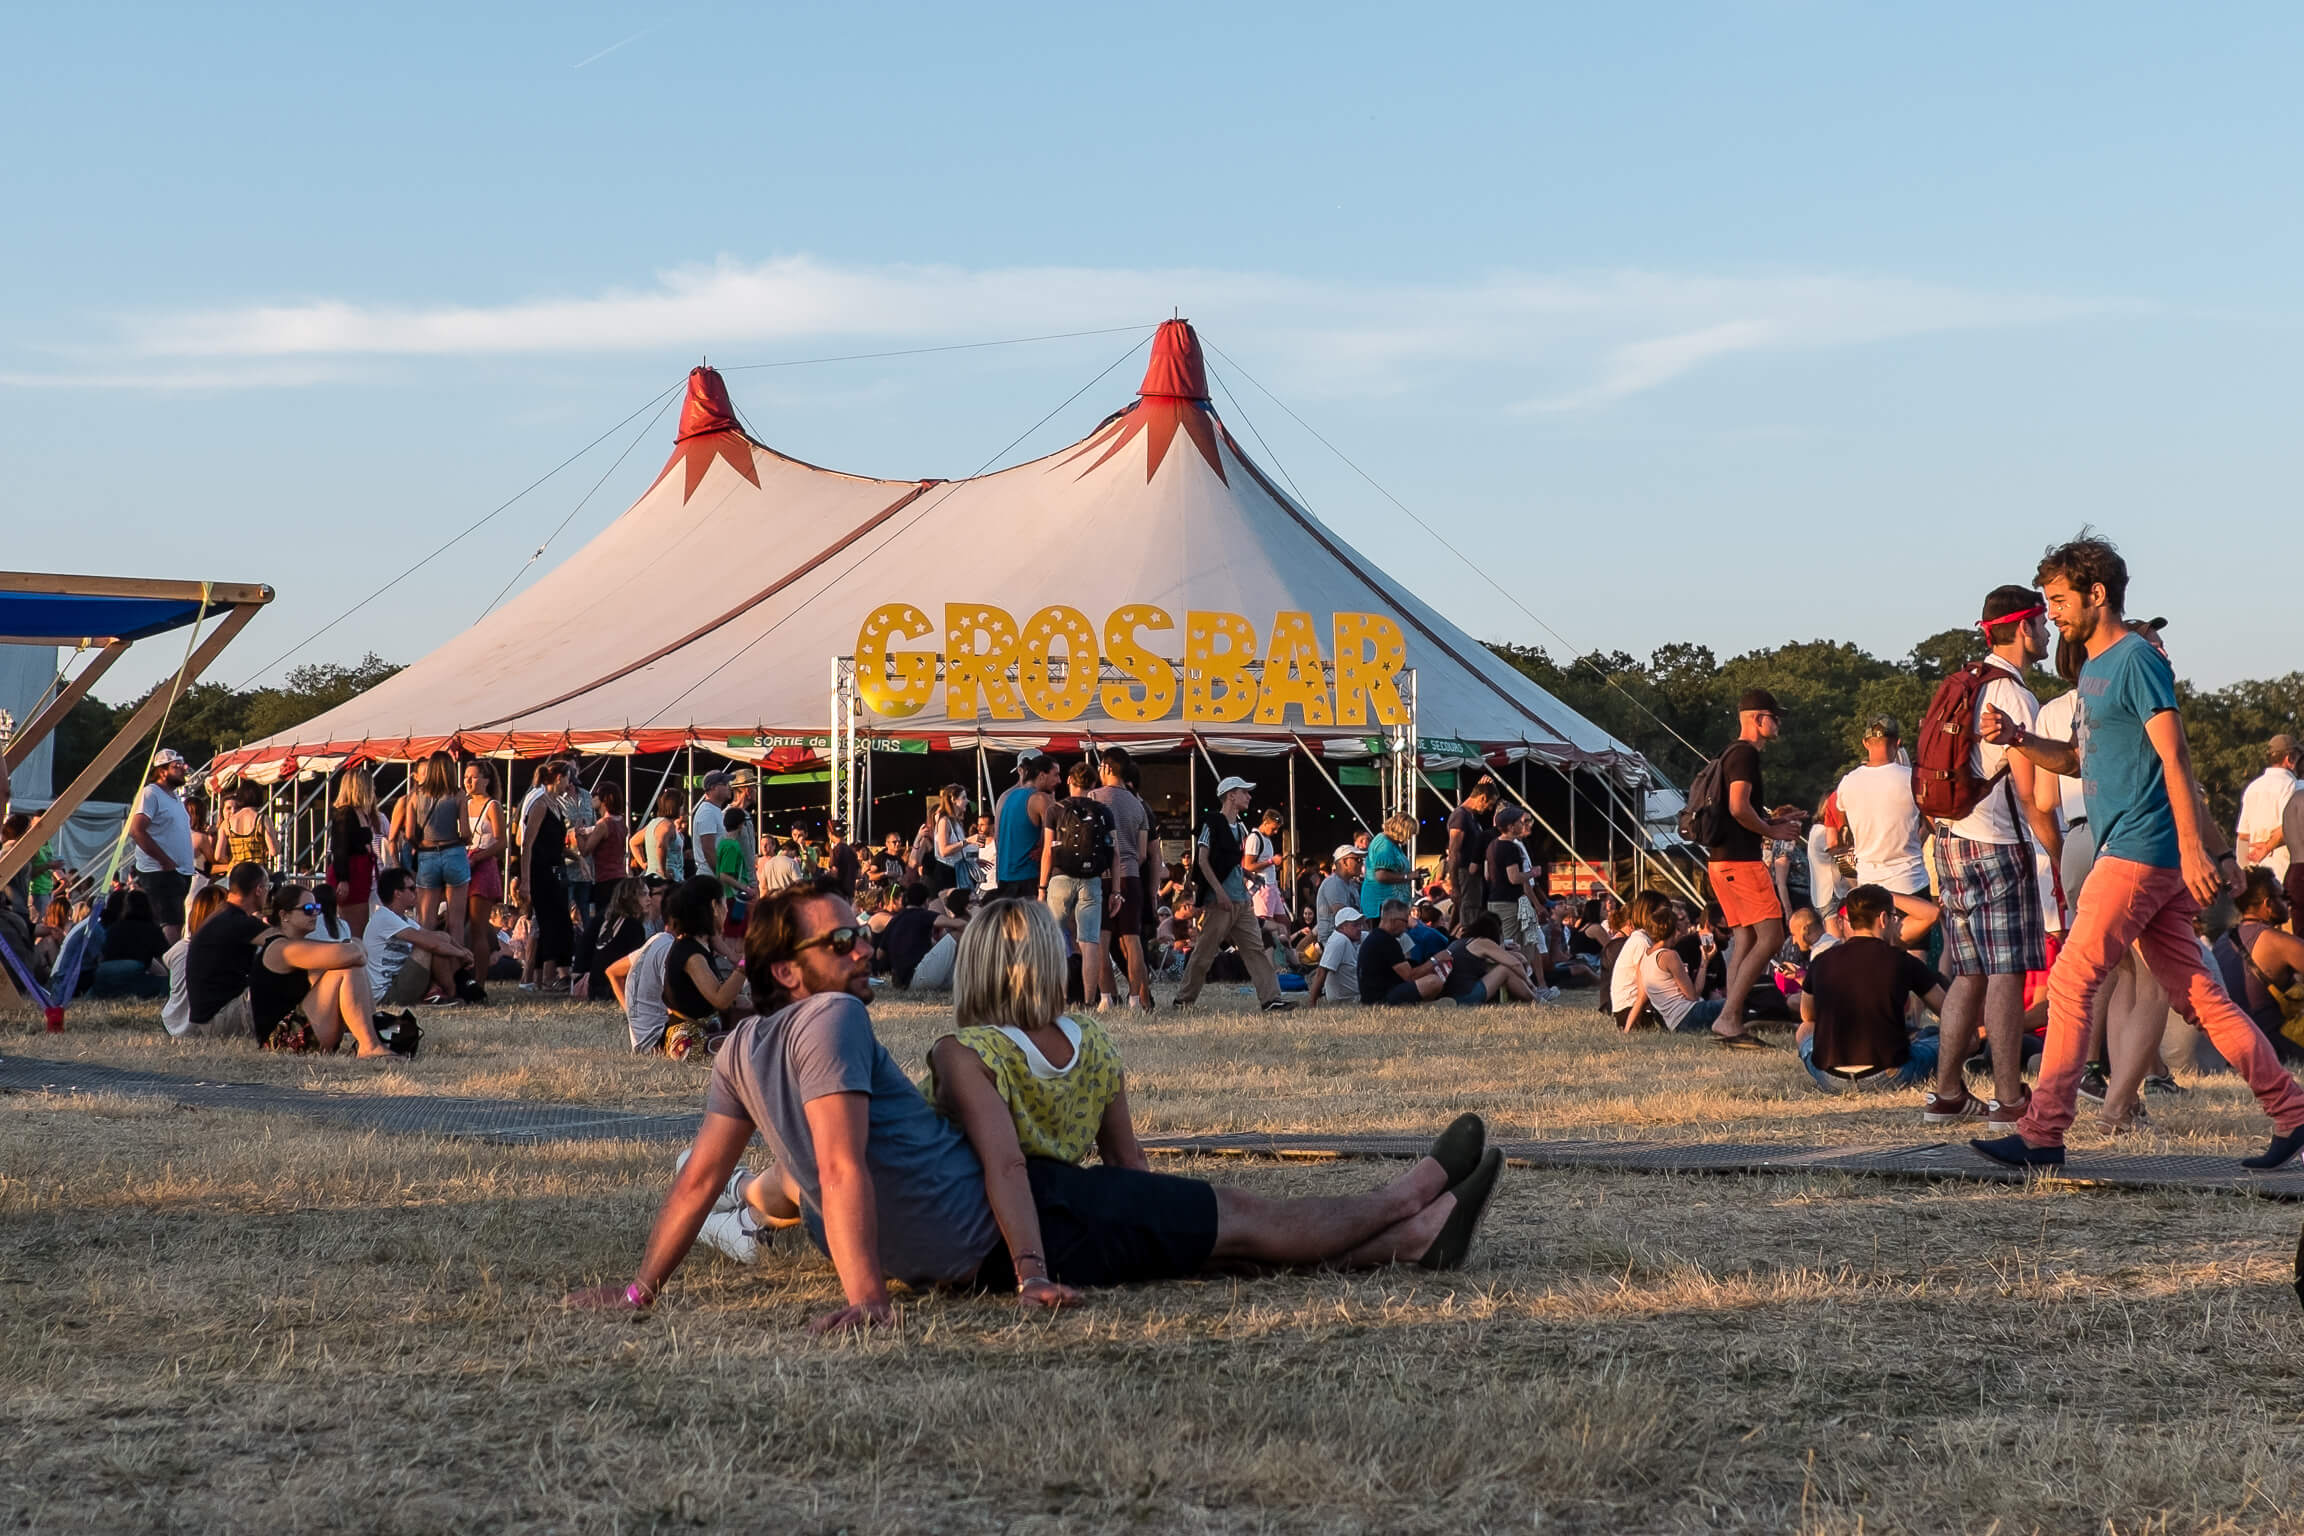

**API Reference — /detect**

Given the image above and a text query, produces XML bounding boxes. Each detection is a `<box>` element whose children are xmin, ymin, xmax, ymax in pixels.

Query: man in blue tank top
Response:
<box><xmin>994</xmin><ymin>751</ymin><xmax>1063</xmax><ymax>899</ymax></box>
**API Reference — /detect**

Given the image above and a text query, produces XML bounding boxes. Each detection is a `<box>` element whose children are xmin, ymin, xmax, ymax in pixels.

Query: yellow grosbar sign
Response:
<box><xmin>853</xmin><ymin>603</ymin><xmax>1411</xmax><ymax>727</ymax></box>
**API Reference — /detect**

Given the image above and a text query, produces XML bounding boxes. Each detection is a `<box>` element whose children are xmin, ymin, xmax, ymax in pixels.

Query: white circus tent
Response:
<box><xmin>212</xmin><ymin>321</ymin><xmax>1677</xmax><ymax>885</ymax></box>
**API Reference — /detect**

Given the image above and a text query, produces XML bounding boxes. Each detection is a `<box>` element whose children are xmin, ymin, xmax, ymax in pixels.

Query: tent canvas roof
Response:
<box><xmin>212</xmin><ymin>323</ymin><xmax>1655</xmax><ymax>785</ymax></box>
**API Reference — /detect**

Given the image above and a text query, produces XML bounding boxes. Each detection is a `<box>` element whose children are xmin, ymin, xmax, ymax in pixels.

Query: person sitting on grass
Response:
<box><xmin>565</xmin><ymin>886</ymin><xmax>1505</xmax><ymax>1328</ymax></box>
<box><xmin>1305</xmin><ymin>905</ymin><xmax>1367</xmax><ymax>1007</ymax></box>
<box><xmin>364</xmin><ymin>868</ymin><xmax>474</xmax><ymax>1010</ymax></box>
<box><xmin>162</xmin><ymin>887</ymin><xmax>226</xmax><ymax>1037</ymax></box>
<box><xmin>246</xmin><ymin>882</ymin><xmax>415</xmax><ymax>1056</ymax></box>
<box><xmin>1797</xmin><ymin>883</ymin><xmax>1946</xmax><ymax>1094</ymax></box>
<box><xmin>1442</xmin><ymin>910</ymin><xmax>1542</xmax><ymax>1007</ymax></box>
<box><xmin>1358</xmin><ymin>899</ymin><xmax>1449</xmax><ymax>1007</ymax></box>
<box><xmin>1607</xmin><ymin>891</ymin><xmax>1667</xmax><ymax>1031</ymax></box>
<box><xmin>606</xmin><ymin>895</ymin><xmax>675</xmax><ymax>1054</ymax></box>
<box><xmin>1631</xmin><ymin>898</ymin><xmax>1730</xmax><ymax>1036</ymax></box>
<box><xmin>659</xmin><ymin>874</ymin><xmax>749</xmax><ymax>1060</ymax></box>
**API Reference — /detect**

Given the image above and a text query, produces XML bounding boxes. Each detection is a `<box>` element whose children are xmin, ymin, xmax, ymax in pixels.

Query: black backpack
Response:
<box><xmin>1049</xmin><ymin>795</ymin><xmax>1116</xmax><ymax>880</ymax></box>
<box><xmin>1677</xmin><ymin>755</ymin><xmax>1733</xmax><ymax>848</ymax></box>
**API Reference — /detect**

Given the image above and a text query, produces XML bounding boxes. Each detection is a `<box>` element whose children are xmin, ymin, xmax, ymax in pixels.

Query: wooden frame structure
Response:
<box><xmin>0</xmin><ymin>571</ymin><xmax>272</xmax><ymax>894</ymax></box>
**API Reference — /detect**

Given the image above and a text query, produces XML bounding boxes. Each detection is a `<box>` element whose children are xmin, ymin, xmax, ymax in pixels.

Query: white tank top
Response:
<box><xmin>1636</xmin><ymin>944</ymin><xmax>1696</xmax><ymax>1029</ymax></box>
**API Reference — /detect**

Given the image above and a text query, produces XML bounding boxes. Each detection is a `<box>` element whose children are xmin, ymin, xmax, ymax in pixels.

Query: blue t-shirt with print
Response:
<box><xmin>2077</xmin><ymin>632</ymin><xmax>2181</xmax><ymax>869</ymax></box>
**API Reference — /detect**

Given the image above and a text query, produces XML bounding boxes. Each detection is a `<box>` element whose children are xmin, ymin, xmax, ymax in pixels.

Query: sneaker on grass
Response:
<box><xmin>697</xmin><ymin>1208</ymin><xmax>762</xmax><ymax>1265</ymax></box>
<box><xmin>2077</xmin><ymin>1065</ymin><xmax>2109</xmax><ymax>1105</ymax></box>
<box><xmin>1921</xmin><ymin>1092</ymin><xmax>1988</xmax><ymax>1125</ymax></box>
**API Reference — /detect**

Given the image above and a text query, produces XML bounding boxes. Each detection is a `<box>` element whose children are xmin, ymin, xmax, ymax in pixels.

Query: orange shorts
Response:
<box><xmin>1711</xmin><ymin>860</ymin><xmax>1783</xmax><ymax>930</ymax></box>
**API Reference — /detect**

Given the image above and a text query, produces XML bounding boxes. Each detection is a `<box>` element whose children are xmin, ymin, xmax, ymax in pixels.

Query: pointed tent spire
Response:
<box><xmin>1061</xmin><ymin>318</ymin><xmax>1226</xmax><ymax>483</ymax></box>
<box><xmin>1138</xmin><ymin>318</ymin><xmax>1211</xmax><ymax>401</ymax></box>
<box><xmin>660</xmin><ymin>365</ymin><xmax>762</xmax><ymax>501</ymax></box>
<box><xmin>676</xmin><ymin>365</ymin><xmax>743</xmax><ymax>440</ymax></box>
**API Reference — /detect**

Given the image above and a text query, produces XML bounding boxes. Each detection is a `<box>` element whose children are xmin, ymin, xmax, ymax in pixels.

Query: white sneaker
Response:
<box><xmin>698</xmin><ymin>1208</ymin><xmax>762</xmax><ymax>1264</ymax></box>
<box><xmin>674</xmin><ymin>1149</ymin><xmax>750</xmax><ymax>1214</ymax></box>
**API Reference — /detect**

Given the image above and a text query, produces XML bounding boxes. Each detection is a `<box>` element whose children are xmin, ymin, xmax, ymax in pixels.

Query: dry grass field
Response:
<box><xmin>8</xmin><ymin>985</ymin><xmax>2304</xmax><ymax>1534</ymax></box>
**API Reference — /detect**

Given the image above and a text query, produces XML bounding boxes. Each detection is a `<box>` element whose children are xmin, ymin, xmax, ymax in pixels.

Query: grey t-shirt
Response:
<box><xmin>1089</xmin><ymin>785</ymin><xmax>1149</xmax><ymax>880</ymax></box>
<box><xmin>1315</xmin><ymin>873</ymin><xmax>1357</xmax><ymax>943</ymax></box>
<box><xmin>702</xmin><ymin>991</ymin><xmax>997</xmax><ymax>1288</ymax></box>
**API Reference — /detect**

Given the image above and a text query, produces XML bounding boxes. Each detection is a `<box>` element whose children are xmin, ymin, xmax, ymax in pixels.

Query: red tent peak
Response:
<box><xmin>676</xmin><ymin>365</ymin><xmax>743</xmax><ymax>442</ymax></box>
<box><xmin>1138</xmin><ymin>319</ymin><xmax>1210</xmax><ymax>402</ymax></box>
<box><xmin>659</xmin><ymin>366</ymin><xmax>762</xmax><ymax>500</ymax></box>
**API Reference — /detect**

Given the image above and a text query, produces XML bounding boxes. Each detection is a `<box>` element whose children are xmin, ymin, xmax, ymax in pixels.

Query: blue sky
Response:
<box><xmin>5</xmin><ymin>3</ymin><xmax>2300</xmax><ymax>705</ymax></box>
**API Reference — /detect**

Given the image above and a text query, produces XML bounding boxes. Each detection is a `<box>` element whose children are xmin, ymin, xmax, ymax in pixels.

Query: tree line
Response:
<box><xmin>1488</xmin><ymin>631</ymin><xmax>2302</xmax><ymax>828</ymax></box>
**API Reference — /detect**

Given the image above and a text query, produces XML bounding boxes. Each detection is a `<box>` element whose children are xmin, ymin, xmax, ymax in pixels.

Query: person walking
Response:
<box><xmin>1041</xmin><ymin>760</ymin><xmax>1117</xmax><ymax>1008</ymax></box>
<box><xmin>1916</xmin><ymin>587</ymin><xmax>2063</xmax><ymax>1129</ymax></box>
<box><xmin>1172</xmin><ymin>776</ymin><xmax>1293</xmax><ymax>1012</ymax></box>
<box><xmin>1973</xmin><ymin>535</ymin><xmax>2304</xmax><ymax>1169</ymax></box>
<box><xmin>1701</xmin><ymin>690</ymin><xmax>1801</xmax><ymax>1047</ymax></box>
<box><xmin>993</xmin><ymin>751</ymin><xmax>1063</xmax><ymax>900</ymax></box>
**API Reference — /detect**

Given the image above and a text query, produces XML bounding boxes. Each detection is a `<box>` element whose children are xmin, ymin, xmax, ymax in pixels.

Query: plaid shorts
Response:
<box><xmin>1936</xmin><ymin>833</ymin><xmax>2046</xmax><ymax>977</ymax></box>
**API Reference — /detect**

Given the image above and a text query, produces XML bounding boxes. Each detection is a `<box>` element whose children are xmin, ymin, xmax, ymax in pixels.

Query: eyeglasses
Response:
<box><xmin>792</xmin><ymin>925</ymin><xmax>862</xmax><ymax>957</ymax></box>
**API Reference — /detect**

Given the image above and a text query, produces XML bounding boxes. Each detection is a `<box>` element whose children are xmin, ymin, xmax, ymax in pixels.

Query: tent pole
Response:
<box><xmin>1286</xmin><ymin>734</ymin><xmax>1372</xmax><ymax>834</ymax></box>
<box><xmin>1286</xmin><ymin>749</ymin><xmax>1298</xmax><ymax>913</ymax></box>
<box><xmin>623</xmin><ymin>753</ymin><xmax>631</xmax><ymax>823</ymax></box>
<box><xmin>1187</xmin><ymin>744</ymin><xmax>1196</xmax><ymax>835</ymax></box>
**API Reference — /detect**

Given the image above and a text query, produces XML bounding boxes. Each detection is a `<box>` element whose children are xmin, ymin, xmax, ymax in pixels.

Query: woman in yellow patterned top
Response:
<box><xmin>923</xmin><ymin>898</ymin><xmax>1150</xmax><ymax>1308</ymax></box>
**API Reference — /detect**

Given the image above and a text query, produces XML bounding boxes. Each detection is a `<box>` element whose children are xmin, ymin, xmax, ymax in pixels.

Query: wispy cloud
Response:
<box><xmin>97</xmin><ymin>258</ymin><xmax>2117</xmax><ymax>409</ymax></box>
<box><xmin>0</xmin><ymin>362</ymin><xmax>347</xmax><ymax>393</ymax></box>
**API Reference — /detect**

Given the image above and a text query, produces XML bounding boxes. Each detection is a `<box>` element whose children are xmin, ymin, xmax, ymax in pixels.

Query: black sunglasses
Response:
<box><xmin>297</xmin><ymin>902</ymin><xmax>324</xmax><ymax>915</ymax></box>
<box><xmin>793</xmin><ymin>925</ymin><xmax>862</xmax><ymax>957</ymax></box>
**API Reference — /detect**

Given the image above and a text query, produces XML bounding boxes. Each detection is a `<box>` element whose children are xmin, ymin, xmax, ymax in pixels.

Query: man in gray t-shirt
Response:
<box><xmin>1090</xmin><ymin>754</ymin><xmax>1155</xmax><ymax>1008</ymax></box>
<box><xmin>566</xmin><ymin>889</ymin><xmax>1502</xmax><ymax>1329</ymax></box>
<box><xmin>703</xmin><ymin>991</ymin><xmax>997</xmax><ymax>1288</ymax></box>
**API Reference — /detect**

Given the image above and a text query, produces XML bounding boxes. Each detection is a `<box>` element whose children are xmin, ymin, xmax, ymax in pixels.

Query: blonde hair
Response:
<box><xmin>952</xmin><ymin>897</ymin><xmax>1065</xmax><ymax>1035</ymax></box>
<box><xmin>1382</xmin><ymin>812</ymin><xmax>1418</xmax><ymax>845</ymax></box>
<box><xmin>331</xmin><ymin>765</ymin><xmax>378</xmax><ymax>818</ymax></box>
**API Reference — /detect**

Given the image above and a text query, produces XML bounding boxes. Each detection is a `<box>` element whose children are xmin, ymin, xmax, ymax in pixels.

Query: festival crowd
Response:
<box><xmin>5</xmin><ymin>534</ymin><xmax>2302</xmax><ymax>1322</ymax></box>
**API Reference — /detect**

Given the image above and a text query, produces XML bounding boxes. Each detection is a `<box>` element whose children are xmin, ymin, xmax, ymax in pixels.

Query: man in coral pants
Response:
<box><xmin>1970</xmin><ymin>534</ymin><xmax>2304</xmax><ymax>1172</ymax></box>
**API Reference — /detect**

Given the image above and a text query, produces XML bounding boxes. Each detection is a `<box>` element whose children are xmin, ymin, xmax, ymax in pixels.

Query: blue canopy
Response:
<box><xmin>0</xmin><ymin>591</ymin><xmax>210</xmax><ymax>644</ymax></box>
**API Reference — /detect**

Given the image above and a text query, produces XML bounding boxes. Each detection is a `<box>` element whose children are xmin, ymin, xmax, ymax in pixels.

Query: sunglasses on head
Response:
<box><xmin>793</xmin><ymin>925</ymin><xmax>862</xmax><ymax>957</ymax></box>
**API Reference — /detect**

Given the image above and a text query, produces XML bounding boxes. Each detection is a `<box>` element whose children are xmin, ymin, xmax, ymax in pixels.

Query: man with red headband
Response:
<box><xmin>1919</xmin><ymin>585</ymin><xmax>2063</xmax><ymax>1130</ymax></box>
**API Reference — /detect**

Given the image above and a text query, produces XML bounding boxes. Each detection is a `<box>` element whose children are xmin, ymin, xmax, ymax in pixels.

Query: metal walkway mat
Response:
<box><xmin>1135</xmin><ymin>1130</ymin><xmax>2304</xmax><ymax>1201</ymax></box>
<box><xmin>0</xmin><ymin>1055</ymin><xmax>701</xmax><ymax>1145</ymax></box>
<box><xmin>10</xmin><ymin>1055</ymin><xmax>2304</xmax><ymax>1197</ymax></box>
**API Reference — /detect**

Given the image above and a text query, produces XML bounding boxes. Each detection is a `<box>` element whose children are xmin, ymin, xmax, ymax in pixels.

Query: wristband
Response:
<box><xmin>625</xmin><ymin>1282</ymin><xmax>655</xmax><ymax>1309</ymax></box>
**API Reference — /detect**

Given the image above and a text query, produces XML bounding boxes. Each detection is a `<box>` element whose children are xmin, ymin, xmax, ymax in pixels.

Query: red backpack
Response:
<box><xmin>1911</xmin><ymin>661</ymin><xmax>2006</xmax><ymax>822</ymax></box>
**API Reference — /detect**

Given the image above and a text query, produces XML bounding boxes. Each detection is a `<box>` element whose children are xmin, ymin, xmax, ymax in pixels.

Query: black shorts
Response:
<box><xmin>1373</xmin><ymin>980</ymin><xmax>1426</xmax><ymax>1007</ymax></box>
<box><xmin>976</xmin><ymin>1158</ymin><xmax>1219</xmax><ymax>1290</ymax></box>
<box><xmin>1107</xmin><ymin>875</ymin><xmax>1143</xmax><ymax>936</ymax></box>
<box><xmin>135</xmin><ymin>868</ymin><xmax>190</xmax><ymax>928</ymax></box>
<box><xmin>994</xmin><ymin>879</ymin><xmax>1037</xmax><ymax>901</ymax></box>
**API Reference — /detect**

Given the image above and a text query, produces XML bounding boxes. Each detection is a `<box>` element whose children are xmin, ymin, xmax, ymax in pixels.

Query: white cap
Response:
<box><xmin>1334</xmin><ymin>906</ymin><xmax>1364</xmax><ymax>925</ymax></box>
<box><xmin>1332</xmin><ymin>843</ymin><xmax>1361</xmax><ymax>862</ymax></box>
<box><xmin>1214</xmin><ymin>775</ymin><xmax>1255</xmax><ymax>796</ymax></box>
<box><xmin>153</xmin><ymin>747</ymin><xmax>188</xmax><ymax>767</ymax></box>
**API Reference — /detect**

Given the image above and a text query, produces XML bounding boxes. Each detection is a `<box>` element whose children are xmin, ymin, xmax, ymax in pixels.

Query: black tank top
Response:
<box><xmin>248</xmin><ymin>933</ymin><xmax>312</xmax><ymax>1033</ymax></box>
